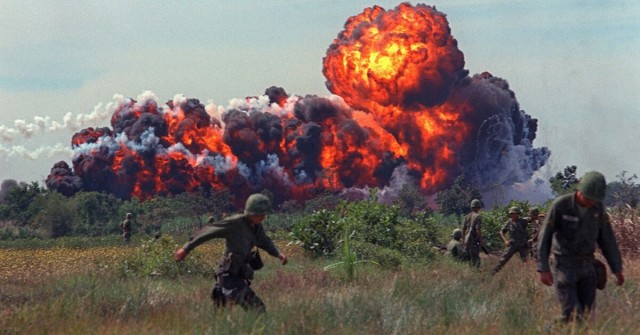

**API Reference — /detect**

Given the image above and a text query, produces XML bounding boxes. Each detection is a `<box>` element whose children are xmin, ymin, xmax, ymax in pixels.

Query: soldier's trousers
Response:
<box><xmin>213</xmin><ymin>272</ymin><xmax>266</xmax><ymax>312</ymax></box>
<box><xmin>493</xmin><ymin>243</ymin><xmax>527</xmax><ymax>274</ymax></box>
<box><xmin>552</xmin><ymin>259</ymin><xmax>597</xmax><ymax>322</ymax></box>
<box><xmin>465</xmin><ymin>245</ymin><xmax>481</xmax><ymax>268</ymax></box>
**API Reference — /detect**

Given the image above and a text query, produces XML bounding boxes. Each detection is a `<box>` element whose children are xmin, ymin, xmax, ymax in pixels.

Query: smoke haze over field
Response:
<box><xmin>1</xmin><ymin>1</ymin><xmax>638</xmax><ymax>205</ymax></box>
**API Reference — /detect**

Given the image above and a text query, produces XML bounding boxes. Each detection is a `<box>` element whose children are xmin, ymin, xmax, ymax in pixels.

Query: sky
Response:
<box><xmin>1</xmin><ymin>0</ymin><xmax>639</xmax><ymax>196</ymax></box>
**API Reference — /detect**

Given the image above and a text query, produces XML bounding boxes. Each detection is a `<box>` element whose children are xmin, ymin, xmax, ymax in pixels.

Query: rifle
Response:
<box><xmin>481</xmin><ymin>245</ymin><xmax>492</xmax><ymax>256</ymax></box>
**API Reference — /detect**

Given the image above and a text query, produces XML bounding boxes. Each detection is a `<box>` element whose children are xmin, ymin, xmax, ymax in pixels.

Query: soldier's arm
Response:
<box><xmin>597</xmin><ymin>213</ymin><xmax>623</xmax><ymax>274</ymax></box>
<box><xmin>255</xmin><ymin>225</ymin><xmax>281</xmax><ymax>257</ymax></box>
<box><xmin>182</xmin><ymin>220</ymin><xmax>232</xmax><ymax>254</ymax></box>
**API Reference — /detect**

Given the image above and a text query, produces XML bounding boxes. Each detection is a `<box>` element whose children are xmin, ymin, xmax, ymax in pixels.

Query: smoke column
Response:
<box><xmin>46</xmin><ymin>3</ymin><xmax>549</xmax><ymax>206</ymax></box>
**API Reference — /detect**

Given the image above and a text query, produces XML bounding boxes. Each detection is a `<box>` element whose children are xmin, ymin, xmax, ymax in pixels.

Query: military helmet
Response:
<box><xmin>126</xmin><ymin>213</ymin><xmax>132</xmax><ymax>219</ymax></box>
<box><xmin>529</xmin><ymin>207</ymin><xmax>540</xmax><ymax>216</ymax></box>
<box><xmin>577</xmin><ymin>171</ymin><xmax>607</xmax><ymax>202</ymax></box>
<box><xmin>508</xmin><ymin>206</ymin><xmax>521</xmax><ymax>214</ymax></box>
<box><xmin>452</xmin><ymin>228</ymin><xmax>463</xmax><ymax>240</ymax></box>
<box><xmin>244</xmin><ymin>193</ymin><xmax>272</xmax><ymax>216</ymax></box>
<box><xmin>470</xmin><ymin>199</ymin><xmax>482</xmax><ymax>208</ymax></box>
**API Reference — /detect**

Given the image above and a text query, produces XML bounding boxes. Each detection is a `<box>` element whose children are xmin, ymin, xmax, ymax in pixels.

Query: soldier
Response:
<box><xmin>526</xmin><ymin>207</ymin><xmax>543</xmax><ymax>260</ymax></box>
<box><xmin>462</xmin><ymin>199</ymin><xmax>485</xmax><ymax>268</ymax></box>
<box><xmin>446</xmin><ymin>228</ymin><xmax>465</xmax><ymax>261</ymax></box>
<box><xmin>538</xmin><ymin>171</ymin><xmax>624</xmax><ymax>323</ymax></box>
<box><xmin>120</xmin><ymin>213</ymin><xmax>133</xmax><ymax>243</ymax></box>
<box><xmin>492</xmin><ymin>207</ymin><xmax>529</xmax><ymax>275</ymax></box>
<box><xmin>174</xmin><ymin>193</ymin><xmax>288</xmax><ymax>312</ymax></box>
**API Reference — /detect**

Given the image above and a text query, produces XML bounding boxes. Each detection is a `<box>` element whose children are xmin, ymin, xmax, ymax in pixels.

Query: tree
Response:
<box><xmin>605</xmin><ymin>171</ymin><xmax>639</xmax><ymax>208</ymax></box>
<box><xmin>435</xmin><ymin>176</ymin><xmax>482</xmax><ymax>220</ymax></box>
<box><xmin>549</xmin><ymin>165</ymin><xmax>579</xmax><ymax>197</ymax></box>
<box><xmin>3</xmin><ymin>181</ymin><xmax>47</xmax><ymax>226</ymax></box>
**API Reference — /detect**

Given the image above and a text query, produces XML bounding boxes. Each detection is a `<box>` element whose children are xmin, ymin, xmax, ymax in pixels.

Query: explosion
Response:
<box><xmin>46</xmin><ymin>3</ymin><xmax>549</xmax><ymax>206</ymax></box>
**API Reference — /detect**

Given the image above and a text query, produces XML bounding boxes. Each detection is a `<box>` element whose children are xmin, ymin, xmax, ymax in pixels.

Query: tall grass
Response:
<box><xmin>1</xmin><ymin>240</ymin><xmax>639</xmax><ymax>334</ymax></box>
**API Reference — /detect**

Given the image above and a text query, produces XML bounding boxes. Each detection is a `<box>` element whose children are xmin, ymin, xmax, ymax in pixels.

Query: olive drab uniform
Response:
<box><xmin>181</xmin><ymin>213</ymin><xmax>281</xmax><ymax>312</ymax></box>
<box><xmin>462</xmin><ymin>211</ymin><xmax>483</xmax><ymax>268</ymax></box>
<box><xmin>526</xmin><ymin>211</ymin><xmax>542</xmax><ymax>260</ymax></box>
<box><xmin>493</xmin><ymin>217</ymin><xmax>529</xmax><ymax>274</ymax></box>
<box><xmin>537</xmin><ymin>193</ymin><xmax>623</xmax><ymax>322</ymax></box>
<box><xmin>446</xmin><ymin>229</ymin><xmax>465</xmax><ymax>261</ymax></box>
<box><xmin>121</xmin><ymin>213</ymin><xmax>132</xmax><ymax>243</ymax></box>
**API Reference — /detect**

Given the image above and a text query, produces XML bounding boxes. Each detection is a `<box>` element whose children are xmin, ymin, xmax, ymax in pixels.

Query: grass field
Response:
<box><xmin>1</xmin><ymin>238</ymin><xmax>639</xmax><ymax>335</ymax></box>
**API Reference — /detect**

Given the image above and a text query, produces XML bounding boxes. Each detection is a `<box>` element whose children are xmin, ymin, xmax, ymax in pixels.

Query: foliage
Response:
<box><xmin>393</xmin><ymin>183</ymin><xmax>430</xmax><ymax>217</ymax></box>
<box><xmin>549</xmin><ymin>165</ymin><xmax>579</xmax><ymax>197</ymax></box>
<box><xmin>118</xmin><ymin>235</ymin><xmax>212</xmax><ymax>279</ymax></box>
<box><xmin>606</xmin><ymin>171</ymin><xmax>639</xmax><ymax>208</ymax></box>
<box><xmin>0</xmin><ymin>181</ymin><xmax>47</xmax><ymax>226</ymax></box>
<box><xmin>31</xmin><ymin>192</ymin><xmax>75</xmax><ymax>238</ymax></box>
<box><xmin>291</xmin><ymin>209</ymin><xmax>343</xmax><ymax>256</ymax></box>
<box><xmin>324</xmin><ymin>230</ymin><xmax>380</xmax><ymax>282</ymax></box>
<box><xmin>70</xmin><ymin>191</ymin><xmax>122</xmax><ymax>236</ymax></box>
<box><xmin>435</xmin><ymin>176</ymin><xmax>483</xmax><ymax>217</ymax></box>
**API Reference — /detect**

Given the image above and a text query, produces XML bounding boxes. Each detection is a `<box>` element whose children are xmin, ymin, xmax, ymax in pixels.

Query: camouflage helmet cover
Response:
<box><xmin>577</xmin><ymin>171</ymin><xmax>607</xmax><ymax>202</ymax></box>
<box><xmin>244</xmin><ymin>194</ymin><xmax>272</xmax><ymax>215</ymax></box>
<box><xmin>508</xmin><ymin>206</ymin><xmax>521</xmax><ymax>214</ymax></box>
<box><xmin>452</xmin><ymin>228</ymin><xmax>463</xmax><ymax>240</ymax></box>
<box><xmin>470</xmin><ymin>199</ymin><xmax>482</xmax><ymax>208</ymax></box>
<box><xmin>528</xmin><ymin>207</ymin><xmax>540</xmax><ymax>216</ymax></box>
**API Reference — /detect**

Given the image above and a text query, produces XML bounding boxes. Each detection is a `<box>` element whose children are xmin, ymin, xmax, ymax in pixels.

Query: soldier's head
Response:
<box><xmin>244</xmin><ymin>193</ymin><xmax>272</xmax><ymax>223</ymax></box>
<box><xmin>452</xmin><ymin>228</ymin><xmax>463</xmax><ymax>241</ymax></box>
<box><xmin>528</xmin><ymin>207</ymin><xmax>540</xmax><ymax>217</ymax></box>
<box><xmin>126</xmin><ymin>213</ymin><xmax>132</xmax><ymax>219</ymax></box>
<box><xmin>576</xmin><ymin>171</ymin><xmax>606</xmax><ymax>207</ymax></box>
<box><xmin>508</xmin><ymin>206</ymin><xmax>521</xmax><ymax>219</ymax></box>
<box><xmin>470</xmin><ymin>199</ymin><xmax>482</xmax><ymax>211</ymax></box>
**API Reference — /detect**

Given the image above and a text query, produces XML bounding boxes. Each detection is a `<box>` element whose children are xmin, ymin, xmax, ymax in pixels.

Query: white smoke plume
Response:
<box><xmin>0</xmin><ymin>143</ymin><xmax>73</xmax><ymax>160</ymax></box>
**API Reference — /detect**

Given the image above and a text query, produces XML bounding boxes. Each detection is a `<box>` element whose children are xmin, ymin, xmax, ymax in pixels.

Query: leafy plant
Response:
<box><xmin>323</xmin><ymin>230</ymin><xmax>379</xmax><ymax>282</ymax></box>
<box><xmin>119</xmin><ymin>235</ymin><xmax>211</xmax><ymax>279</ymax></box>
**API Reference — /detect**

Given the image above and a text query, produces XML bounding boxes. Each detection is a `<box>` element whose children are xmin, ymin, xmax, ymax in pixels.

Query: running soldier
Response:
<box><xmin>538</xmin><ymin>171</ymin><xmax>624</xmax><ymax>323</ymax></box>
<box><xmin>492</xmin><ymin>207</ymin><xmax>528</xmax><ymax>275</ymax></box>
<box><xmin>174</xmin><ymin>193</ymin><xmax>288</xmax><ymax>312</ymax></box>
<box><xmin>120</xmin><ymin>213</ymin><xmax>133</xmax><ymax>243</ymax></box>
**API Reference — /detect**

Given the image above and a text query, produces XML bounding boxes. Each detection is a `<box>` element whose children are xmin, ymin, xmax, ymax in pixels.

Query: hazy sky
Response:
<box><xmin>1</xmin><ymin>0</ymin><xmax>639</xmax><ymax>189</ymax></box>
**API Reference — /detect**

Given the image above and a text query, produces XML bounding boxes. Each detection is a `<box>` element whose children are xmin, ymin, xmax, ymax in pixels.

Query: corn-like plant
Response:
<box><xmin>323</xmin><ymin>230</ymin><xmax>378</xmax><ymax>282</ymax></box>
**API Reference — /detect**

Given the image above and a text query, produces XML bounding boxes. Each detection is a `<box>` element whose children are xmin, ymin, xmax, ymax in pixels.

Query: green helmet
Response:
<box><xmin>244</xmin><ymin>194</ymin><xmax>272</xmax><ymax>215</ymax></box>
<box><xmin>528</xmin><ymin>207</ymin><xmax>540</xmax><ymax>216</ymax></box>
<box><xmin>508</xmin><ymin>206</ymin><xmax>521</xmax><ymax>214</ymax></box>
<box><xmin>126</xmin><ymin>213</ymin><xmax>132</xmax><ymax>219</ymax></box>
<box><xmin>470</xmin><ymin>199</ymin><xmax>482</xmax><ymax>209</ymax></box>
<box><xmin>577</xmin><ymin>171</ymin><xmax>607</xmax><ymax>202</ymax></box>
<box><xmin>452</xmin><ymin>228</ymin><xmax>463</xmax><ymax>240</ymax></box>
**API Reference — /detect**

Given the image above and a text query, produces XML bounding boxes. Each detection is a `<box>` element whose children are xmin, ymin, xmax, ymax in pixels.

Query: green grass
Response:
<box><xmin>1</xmin><ymin>241</ymin><xmax>639</xmax><ymax>334</ymax></box>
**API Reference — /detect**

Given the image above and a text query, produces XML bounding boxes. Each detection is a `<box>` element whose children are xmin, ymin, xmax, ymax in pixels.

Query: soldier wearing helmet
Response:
<box><xmin>446</xmin><ymin>228</ymin><xmax>465</xmax><ymax>261</ymax></box>
<box><xmin>538</xmin><ymin>171</ymin><xmax>624</xmax><ymax>323</ymax></box>
<box><xmin>526</xmin><ymin>207</ymin><xmax>543</xmax><ymax>260</ymax></box>
<box><xmin>174</xmin><ymin>193</ymin><xmax>288</xmax><ymax>312</ymax></box>
<box><xmin>462</xmin><ymin>199</ymin><xmax>485</xmax><ymax>268</ymax></box>
<box><xmin>120</xmin><ymin>213</ymin><xmax>133</xmax><ymax>243</ymax></box>
<box><xmin>492</xmin><ymin>206</ymin><xmax>529</xmax><ymax>275</ymax></box>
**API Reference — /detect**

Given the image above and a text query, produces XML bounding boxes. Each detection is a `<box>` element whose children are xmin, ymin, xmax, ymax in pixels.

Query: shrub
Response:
<box><xmin>118</xmin><ymin>235</ymin><xmax>212</xmax><ymax>279</ymax></box>
<box><xmin>291</xmin><ymin>209</ymin><xmax>343</xmax><ymax>256</ymax></box>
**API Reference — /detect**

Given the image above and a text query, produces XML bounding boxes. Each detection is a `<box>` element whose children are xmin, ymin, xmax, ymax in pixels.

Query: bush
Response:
<box><xmin>291</xmin><ymin>209</ymin><xmax>343</xmax><ymax>256</ymax></box>
<box><xmin>118</xmin><ymin>235</ymin><xmax>212</xmax><ymax>279</ymax></box>
<box><xmin>350</xmin><ymin>240</ymin><xmax>404</xmax><ymax>268</ymax></box>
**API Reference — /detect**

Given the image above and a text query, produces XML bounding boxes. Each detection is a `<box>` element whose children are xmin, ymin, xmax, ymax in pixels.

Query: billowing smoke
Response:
<box><xmin>45</xmin><ymin>3</ymin><xmax>549</xmax><ymax>206</ymax></box>
<box><xmin>0</xmin><ymin>179</ymin><xmax>27</xmax><ymax>204</ymax></box>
